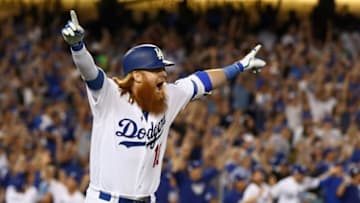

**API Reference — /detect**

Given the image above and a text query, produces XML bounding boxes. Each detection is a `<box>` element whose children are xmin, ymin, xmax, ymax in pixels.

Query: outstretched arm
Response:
<box><xmin>193</xmin><ymin>45</ymin><xmax>265</xmax><ymax>92</ymax></box>
<box><xmin>62</xmin><ymin>10</ymin><xmax>104</xmax><ymax>91</ymax></box>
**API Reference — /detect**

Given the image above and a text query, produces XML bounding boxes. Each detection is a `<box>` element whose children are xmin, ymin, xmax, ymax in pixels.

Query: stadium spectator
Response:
<box><xmin>242</xmin><ymin>167</ymin><xmax>272</xmax><ymax>203</ymax></box>
<box><xmin>223</xmin><ymin>173</ymin><xmax>247</xmax><ymax>203</ymax></box>
<box><xmin>336</xmin><ymin>166</ymin><xmax>360</xmax><ymax>203</ymax></box>
<box><xmin>319</xmin><ymin>163</ymin><xmax>344</xmax><ymax>203</ymax></box>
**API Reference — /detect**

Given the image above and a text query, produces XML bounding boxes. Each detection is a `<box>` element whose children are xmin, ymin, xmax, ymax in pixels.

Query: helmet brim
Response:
<box><xmin>162</xmin><ymin>59</ymin><xmax>175</xmax><ymax>67</ymax></box>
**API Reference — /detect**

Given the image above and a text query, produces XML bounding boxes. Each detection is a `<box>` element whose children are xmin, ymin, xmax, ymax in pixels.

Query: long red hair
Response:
<box><xmin>112</xmin><ymin>73</ymin><xmax>135</xmax><ymax>103</ymax></box>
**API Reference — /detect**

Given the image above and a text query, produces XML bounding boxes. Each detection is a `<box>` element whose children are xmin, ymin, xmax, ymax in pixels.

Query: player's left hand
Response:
<box><xmin>235</xmin><ymin>44</ymin><xmax>266</xmax><ymax>74</ymax></box>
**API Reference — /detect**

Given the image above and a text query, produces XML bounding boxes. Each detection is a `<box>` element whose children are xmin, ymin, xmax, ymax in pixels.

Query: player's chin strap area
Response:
<box><xmin>87</xmin><ymin>185</ymin><xmax>152</xmax><ymax>203</ymax></box>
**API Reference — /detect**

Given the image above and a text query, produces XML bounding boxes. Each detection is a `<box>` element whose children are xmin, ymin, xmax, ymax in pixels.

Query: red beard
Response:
<box><xmin>133</xmin><ymin>78</ymin><xmax>167</xmax><ymax>115</ymax></box>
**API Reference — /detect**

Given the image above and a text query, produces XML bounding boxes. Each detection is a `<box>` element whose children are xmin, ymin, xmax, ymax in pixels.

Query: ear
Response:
<box><xmin>132</xmin><ymin>71</ymin><xmax>143</xmax><ymax>83</ymax></box>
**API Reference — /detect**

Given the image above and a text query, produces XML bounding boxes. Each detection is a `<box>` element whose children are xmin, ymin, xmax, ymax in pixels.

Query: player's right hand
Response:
<box><xmin>62</xmin><ymin>10</ymin><xmax>84</xmax><ymax>46</ymax></box>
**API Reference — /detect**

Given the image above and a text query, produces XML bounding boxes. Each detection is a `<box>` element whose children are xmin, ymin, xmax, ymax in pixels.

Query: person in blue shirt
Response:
<box><xmin>173</xmin><ymin>160</ymin><xmax>218</xmax><ymax>203</ymax></box>
<box><xmin>319</xmin><ymin>163</ymin><xmax>344</xmax><ymax>203</ymax></box>
<box><xmin>156</xmin><ymin>158</ymin><xmax>178</xmax><ymax>203</ymax></box>
<box><xmin>336</xmin><ymin>166</ymin><xmax>360</xmax><ymax>203</ymax></box>
<box><xmin>350</xmin><ymin>142</ymin><xmax>360</xmax><ymax>163</ymax></box>
<box><xmin>223</xmin><ymin>173</ymin><xmax>248</xmax><ymax>203</ymax></box>
<box><xmin>315</xmin><ymin>147</ymin><xmax>338</xmax><ymax>176</ymax></box>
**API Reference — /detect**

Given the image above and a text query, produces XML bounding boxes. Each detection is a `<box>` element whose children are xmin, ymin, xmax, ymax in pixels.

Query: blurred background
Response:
<box><xmin>0</xmin><ymin>0</ymin><xmax>360</xmax><ymax>202</ymax></box>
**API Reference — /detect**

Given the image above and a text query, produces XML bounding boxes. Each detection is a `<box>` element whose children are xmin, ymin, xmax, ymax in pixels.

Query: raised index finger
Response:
<box><xmin>249</xmin><ymin>44</ymin><xmax>262</xmax><ymax>57</ymax></box>
<box><xmin>70</xmin><ymin>10</ymin><xmax>79</xmax><ymax>27</ymax></box>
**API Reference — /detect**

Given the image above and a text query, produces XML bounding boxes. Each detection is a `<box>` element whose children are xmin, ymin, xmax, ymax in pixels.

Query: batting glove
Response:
<box><xmin>62</xmin><ymin>10</ymin><xmax>84</xmax><ymax>49</ymax></box>
<box><xmin>235</xmin><ymin>45</ymin><xmax>266</xmax><ymax>74</ymax></box>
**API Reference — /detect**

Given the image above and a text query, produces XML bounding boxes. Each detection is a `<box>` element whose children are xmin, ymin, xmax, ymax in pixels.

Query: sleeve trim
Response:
<box><xmin>86</xmin><ymin>69</ymin><xmax>104</xmax><ymax>90</ymax></box>
<box><xmin>190</xmin><ymin>79</ymin><xmax>198</xmax><ymax>100</ymax></box>
<box><xmin>194</xmin><ymin>71</ymin><xmax>212</xmax><ymax>92</ymax></box>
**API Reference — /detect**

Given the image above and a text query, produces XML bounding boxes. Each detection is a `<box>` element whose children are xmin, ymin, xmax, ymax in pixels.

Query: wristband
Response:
<box><xmin>223</xmin><ymin>62</ymin><xmax>244</xmax><ymax>80</ymax></box>
<box><xmin>71</xmin><ymin>41</ymin><xmax>84</xmax><ymax>51</ymax></box>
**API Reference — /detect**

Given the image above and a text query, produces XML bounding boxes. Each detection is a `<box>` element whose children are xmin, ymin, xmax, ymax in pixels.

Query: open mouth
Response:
<box><xmin>156</xmin><ymin>81</ymin><xmax>164</xmax><ymax>90</ymax></box>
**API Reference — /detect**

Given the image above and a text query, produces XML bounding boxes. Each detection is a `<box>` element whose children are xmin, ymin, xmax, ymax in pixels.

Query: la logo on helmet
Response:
<box><xmin>154</xmin><ymin>47</ymin><xmax>164</xmax><ymax>61</ymax></box>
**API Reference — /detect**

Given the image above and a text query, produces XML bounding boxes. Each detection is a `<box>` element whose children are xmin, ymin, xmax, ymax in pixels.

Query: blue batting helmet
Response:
<box><xmin>122</xmin><ymin>44</ymin><xmax>174</xmax><ymax>76</ymax></box>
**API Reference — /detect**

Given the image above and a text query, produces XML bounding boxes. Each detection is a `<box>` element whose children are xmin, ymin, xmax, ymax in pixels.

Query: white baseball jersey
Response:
<box><xmin>49</xmin><ymin>179</ymin><xmax>69</xmax><ymax>203</ymax></box>
<box><xmin>271</xmin><ymin>176</ymin><xmax>320</xmax><ymax>203</ymax></box>
<box><xmin>73</xmin><ymin>48</ymin><xmax>207</xmax><ymax>198</ymax></box>
<box><xmin>5</xmin><ymin>186</ymin><xmax>38</xmax><ymax>203</ymax></box>
<box><xmin>66</xmin><ymin>191</ymin><xmax>85</xmax><ymax>203</ymax></box>
<box><xmin>242</xmin><ymin>183</ymin><xmax>272</xmax><ymax>203</ymax></box>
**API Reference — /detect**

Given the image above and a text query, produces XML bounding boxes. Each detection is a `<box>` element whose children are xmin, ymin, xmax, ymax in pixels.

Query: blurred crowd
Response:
<box><xmin>0</xmin><ymin>0</ymin><xmax>360</xmax><ymax>203</ymax></box>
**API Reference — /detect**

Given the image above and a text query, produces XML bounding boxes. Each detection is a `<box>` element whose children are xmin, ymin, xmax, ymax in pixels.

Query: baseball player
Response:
<box><xmin>271</xmin><ymin>164</ymin><xmax>337</xmax><ymax>203</ymax></box>
<box><xmin>61</xmin><ymin>10</ymin><xmax>265</xmax><ymax>203</ymax></box>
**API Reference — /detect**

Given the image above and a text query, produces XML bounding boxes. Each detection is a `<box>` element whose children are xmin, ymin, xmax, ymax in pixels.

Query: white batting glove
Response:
<box><xmin>62</xmin><ymin>10</ymin><xmax>84</xmax><ymax>46</ymax></box>
<box><xmin>235</xmin><ymin>45</ymin><xmax>266</xmax><ymax>74</ymax></box>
